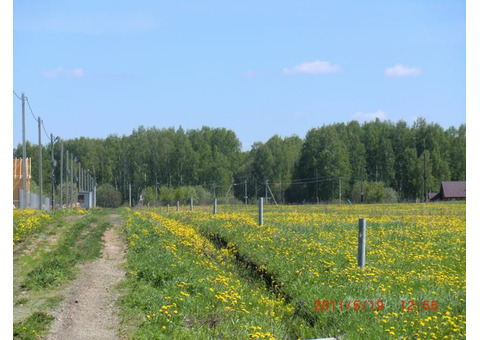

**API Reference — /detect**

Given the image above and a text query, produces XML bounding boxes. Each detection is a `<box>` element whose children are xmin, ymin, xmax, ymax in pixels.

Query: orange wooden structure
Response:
<box><xmin>13</xmin><ymin>158</ymin><xmax>31</xmax><ymax>208</ymax></box>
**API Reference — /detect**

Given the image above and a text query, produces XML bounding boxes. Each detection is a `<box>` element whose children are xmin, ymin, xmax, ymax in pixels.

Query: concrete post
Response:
<box><xmin>259</xmin><ymin>197</ymin><xmax>264</xmax><ymax>226</ymax></box>
<box><xmin>358</xmin><ymin>218</ymin><xmax>366</xmax><ymax>269</ymax></box>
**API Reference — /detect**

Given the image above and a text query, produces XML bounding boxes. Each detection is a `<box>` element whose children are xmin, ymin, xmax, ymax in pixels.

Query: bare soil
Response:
<box><xmin>46</xmin><ymin>214</ymin><xmax>126</xmax><ymax>340</ymax></box>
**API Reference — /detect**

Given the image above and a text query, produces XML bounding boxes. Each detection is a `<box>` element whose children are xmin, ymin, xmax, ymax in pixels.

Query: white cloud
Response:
<box><xmin>283</xmin><ymin>60</ymin><xmax>341</xmax><ymax>75</ymax></box>
<box><xmin>352</xmin><ymin>110</ymin><xmax>387</xmax><ymax>122</ymax></box>
<box><xmin>385</xmin><ymin>64</ymin><xmax>421</xmax><ymax>77</ymax></box>
<box><xmin>41</xmin><ymin>67</ymin><xmax>84</xmax><ymax>78</ymax></box>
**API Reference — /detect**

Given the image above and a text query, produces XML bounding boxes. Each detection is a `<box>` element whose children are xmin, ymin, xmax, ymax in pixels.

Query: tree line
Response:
<box><xmin>13</xmin><ymin>118</ymin><xmax>466</xmax><ymax>206</ymax></box>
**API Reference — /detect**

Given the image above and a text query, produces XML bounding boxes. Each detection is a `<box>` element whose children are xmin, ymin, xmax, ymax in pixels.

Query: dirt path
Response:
<box><xmin>46</xmin><ymin>214</ymin><xmax>126</xmax><ymax>340</ymax></box>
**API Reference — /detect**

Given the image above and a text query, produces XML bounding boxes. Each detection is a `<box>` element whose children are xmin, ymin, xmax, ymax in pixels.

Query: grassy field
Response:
<box><xmin>12</xmin><ymin>202</ymin><xmax>466</xmax><ymax>339</ymax></box>
<box><xmin>120</xmin><ymin>202</ymin><xmax>466</xmax><ymax>339</ymax></box>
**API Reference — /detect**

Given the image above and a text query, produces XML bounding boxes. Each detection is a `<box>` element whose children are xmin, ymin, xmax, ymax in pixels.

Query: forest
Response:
<box><xmin>13</xmin><ymin>117</ymin><xmax>466</xmax><ymax>206</ymax></box>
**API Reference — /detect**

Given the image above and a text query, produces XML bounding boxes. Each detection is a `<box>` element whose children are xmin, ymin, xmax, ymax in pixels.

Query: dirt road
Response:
<box><xmin>47</xmin><ymin>215</ymin><xmax>125</xmax><ymax>340</ymax></box>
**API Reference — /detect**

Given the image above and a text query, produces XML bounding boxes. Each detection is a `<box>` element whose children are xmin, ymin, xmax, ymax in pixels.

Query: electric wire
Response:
<box><xmin>13</xmin><ymin>90</ymin><xmax>22</xmax><ymax>100</ymax></box>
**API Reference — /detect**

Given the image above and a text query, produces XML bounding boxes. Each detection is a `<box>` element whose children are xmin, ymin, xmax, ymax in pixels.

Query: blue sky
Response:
<box><xmin>11</xmin><ymin>0</ymin><xmax>466</xmax><ymax>151</ymax></box>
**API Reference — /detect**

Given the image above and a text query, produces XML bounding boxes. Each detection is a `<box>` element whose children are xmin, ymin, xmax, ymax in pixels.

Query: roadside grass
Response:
<box><xmin>13</xmin><ymin>208</ymin><xmax>114</xmax><ymax>338</ymax></box>
<box><xmin>13</xmin><ymin>312</ymin><xmax>54</xmax><ymax>340</ymax></box>
<box><xmin>13</xmin><ymin>211</ymin><xmax>86</xmax><ymax>313</ymax></box>
<box><xmin>21</xmin><ymin>213</ymin><xmax>98</xmax><ymax>290</ymax></box>
<box><xmin>13</xmin><ymin>209</ymin><xmax>52</xmax><ymax>247</ymax></box>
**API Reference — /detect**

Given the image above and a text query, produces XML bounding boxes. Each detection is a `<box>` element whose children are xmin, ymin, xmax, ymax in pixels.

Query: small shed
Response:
<box><xmin>78</xmin><ymin>191</ymin><xmax>94</xmax><ymax>209</ymax></box>
<box><xmin>430</xmin><ymin>181</ymin><xmax>466</xmax><ymax>201</ymax></box>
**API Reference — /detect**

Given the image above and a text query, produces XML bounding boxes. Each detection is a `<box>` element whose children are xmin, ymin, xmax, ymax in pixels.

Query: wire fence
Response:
<box><xmin>17</xmin><ymin>188</ymin><xmax>51</xmax><ymax>211</ymax></box>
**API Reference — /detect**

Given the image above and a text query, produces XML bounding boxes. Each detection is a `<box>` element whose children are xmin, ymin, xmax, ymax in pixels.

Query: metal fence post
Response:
<box><xmin>358</xmin><ymin>218</ymin><xmax>366</xmax><ymax>269</ymax></box>
<box><xmin>259</xmin><ymin>197</ymin><xmax>264</xmax><ymax>226</ymax></box>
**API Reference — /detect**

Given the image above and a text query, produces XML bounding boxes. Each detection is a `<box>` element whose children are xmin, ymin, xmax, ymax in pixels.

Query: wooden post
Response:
<box><xmin>258</xmin><ymin>197</ymin><xmax>264</xmax><ymax>226</ymax></box>
<box><xmin>176</xmin><ymin>200</ymin><xmax>180</xmax><ymax>212</ymax></box>
<box><xmin>358</xmin><ymin>218</ymin><xmax>366</xmax><ymax>269</ymax></box>
<box><xmin>190</xmin><ymin>197</ymin><xmax>193</xmax><ymax>211</ymax></box>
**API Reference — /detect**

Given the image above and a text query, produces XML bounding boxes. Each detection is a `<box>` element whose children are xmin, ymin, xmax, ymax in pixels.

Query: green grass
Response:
<box><xmin>13</xmin><ymin>312</ymin><xmax>55</xmax><ymax>340</ymax></box>
<box><xmin>165</xmin><ymin>203</ymin><xmax>466</xmax><ymax>339</ymax></box>
<box><xmin>118</xmin><ymin>210</ymin><xmax>312</xmax><ymax>339</ymax></box>
<box><xmin>13</xmin><ymin>209</ymin><xmax>116</xmax><ymax>338</ymax></box>
<box><xmin>21</xmin><ymin>213</ymin><xmax>110</xmax><ymax>290</ymax></box>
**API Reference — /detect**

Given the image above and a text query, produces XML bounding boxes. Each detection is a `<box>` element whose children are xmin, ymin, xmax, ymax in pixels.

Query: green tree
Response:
<box><xmin>291</xmin><ymin>125</ymin><xmax>350</xmax><ymax>202</ymax></box>
<box><xmin>96</xmin><ymin>184</ymin><xmax>122</xmax><ymax>208</ymax></box>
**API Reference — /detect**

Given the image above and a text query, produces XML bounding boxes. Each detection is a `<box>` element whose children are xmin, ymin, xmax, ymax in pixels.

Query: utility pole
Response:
<box><xmin>361</xmin><ymin>174</ymin><xmax>364</xmax><ymax>203</ymax></box>
<box><xmin>265</xmin><ymin>180</ymin><xmax>268</xmax><ymax>205</ymax></box>
<box><xmin>281</xmin><ymin>179</ymin><xmax>285</xmax><ymax>205</ymax></box>
<box><xmin>38</xmin><ymin>117</ymin><xmax>42</xmax><ymax>210</ymax></box>
<box><xmin>129</xmin><ymin>183</ymin><xmax>132</xmax><ymax>207</ymax></box>
<box><xmin>423</xmin><ymin>152</ymin><xmax>427</xmax><ymax>202</ymax></box>
<box><xmin>339</xmin><ymin>177</ymin><xmax>342</xmax><ymax>203</ymax></box>
<box><xmin>21</xmin><ymin>93</ymin><xmax>27</xmax><ymax>209</ymax></box>
<box><xmin>78</xmin><ymin>162</ymin><xmax>81</xmax><ymax>191</ymax></box>
<box><xmin>315</xmin><ymin>168</ymin><xmax>319</xmax><ymax>204</ymax></box>
<box><xmin>51</xmin><ymin>134</ymin><xmax>55</xmax><ymax>210</ymax></box>
<box><xmin>244</xmin><ymin>179</ymin><xmax>248</xmax><ymax>204</ymax></box>
<box><xmin>71</xmin><ymin>155</ymin><xmax>75</xmax><ymax>207</ymax></box>
<box><xmin>60</xmin><ymin>143</ymin><xmax>63</xmax><ymax>207</ymax></box>
<box><xmin>66</xmin><ymin>150</ymin><xmax>69</xmax><ymax>208</ymax></box>
<box><xmin>93</xmin><ymin>183</ymin><xmax>97</xmax><ymax>207</ymax></box>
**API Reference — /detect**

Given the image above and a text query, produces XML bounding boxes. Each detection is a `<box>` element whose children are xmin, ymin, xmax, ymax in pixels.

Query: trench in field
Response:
<box><xmin>200</xmin><ymin>230</ymin><xmax>317</xmax><ymax>327</ymax></box>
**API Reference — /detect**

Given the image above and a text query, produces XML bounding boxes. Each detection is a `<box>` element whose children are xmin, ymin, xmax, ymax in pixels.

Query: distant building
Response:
<box><xmin>77</xmin><ymin>191</ymin><xmax>94</xmax><ymax>209</ymax></box>
<box><xmin>427</xmin><ymin>192</ymin><xmax>438</xmax><ymax>201</ymax></box>
<box><xmin>429</xmin><ymin>181</ymin><xmax>466</xmax><ymax>201</ymax></box>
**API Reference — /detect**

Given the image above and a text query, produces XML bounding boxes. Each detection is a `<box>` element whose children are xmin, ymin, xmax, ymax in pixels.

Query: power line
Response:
<box><xmin>25</xmin><ymin>97</ymin><xmax>38</xmax><ymax>121</ymax></box>
<box><xmin>25</xmin><ymin>94</ymin><xmax>52</xmax><ymax>138</ymax></box>
<box><xmin>41</xmin><ymin>120</ymin><xmax>50</xmax><ymax>140</ymax></box>
<box><xmin>13</xmin><ymin>90</ymin><xmax>22</xmax><ymax>100</ymax></box>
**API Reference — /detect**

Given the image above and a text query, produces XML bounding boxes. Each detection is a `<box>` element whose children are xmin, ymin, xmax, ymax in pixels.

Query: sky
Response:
<box><xmin>10</xmin><ymin>0</ymin><xmax>467</xmax><ymax>152</ymax></box>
